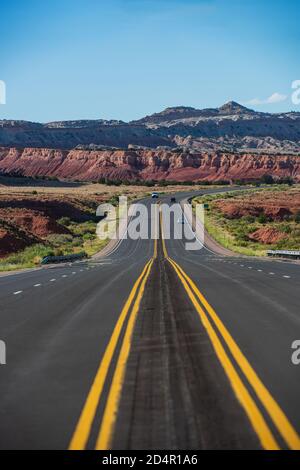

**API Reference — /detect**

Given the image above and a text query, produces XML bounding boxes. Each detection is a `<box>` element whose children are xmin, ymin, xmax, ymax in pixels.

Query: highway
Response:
<box><xmin>0</xmin><ymin>189</ymin><xmax>299</xmax><ymax>450</ymax></box>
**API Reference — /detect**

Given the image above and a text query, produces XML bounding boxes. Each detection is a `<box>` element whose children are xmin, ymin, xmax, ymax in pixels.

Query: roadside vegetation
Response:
<box><xmin>0</xmin><ymin>217</ymin><xmax>108</xmax><ymax>273</ymax></box>
<box><xmin>2</xmin><ymin>177</ymin><xmax>297</xmax><ymax>271</ymax></box>
<box><xmin>193</xmin><ymin>185</ymin><xmax>300</xmax><ymax>257</ymax></box>
<box><xmin>0</xmin><ymin>180</ymin><xmax>221</xmax><ymax>273</ymax></box>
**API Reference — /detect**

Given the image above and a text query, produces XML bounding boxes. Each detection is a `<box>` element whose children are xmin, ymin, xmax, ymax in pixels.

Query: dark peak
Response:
<box><xmin>146</xmin><ymin>105</ymin><xmax>200</xmax><ymax>119</ymax></box>
<box><xmin>133</xmin><ymin>101</ymin><xmax>258</xmax><ymax>125</ymax></box>
<box><xmin>218</xmin><ymin>101</ymin><xmax>254</xmax><ymax>114</ymax></box>
<box><xmin>132</xmin><ymin>106</ymin><xmax>205</xmax><ymax>124</ymax></box>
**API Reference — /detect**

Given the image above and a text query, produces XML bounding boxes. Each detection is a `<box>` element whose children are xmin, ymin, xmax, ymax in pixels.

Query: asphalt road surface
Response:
<box><xmin>0</xmin><ymin>188</ymin><xmax>299</xmax><ymax>450</ymax></box>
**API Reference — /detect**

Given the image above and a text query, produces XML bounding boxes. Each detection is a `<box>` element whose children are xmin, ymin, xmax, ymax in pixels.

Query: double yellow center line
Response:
<box><xmin>160</xmin><ymin>210</ymin><xmax>300</xmax><ymax>450</ymax></box>
<box><xmin>69</xmin><ymin>207</ymin><xmax>300</xmax><ymax>451</ymax></box>
<box><xmin>69</xmin><ymin>253</ymin><xmax>156</xmax><ymax>450</ymax></box>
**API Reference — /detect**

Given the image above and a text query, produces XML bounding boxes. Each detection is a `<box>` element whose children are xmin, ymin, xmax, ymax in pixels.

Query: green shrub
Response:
<box><xmin>258</xmin><ymin>213</ymin><xmax>267</xmax><ymax>224</ymax></box>
<box><xmin>244</xmin><ymin>215</ymin><xmax>255</xmax><ymax>223</ymax></box>
<box><xmin>0</xmin><ymin>244</ymin><xmax>54</xmax><ymax>270</ymax></box>
<box><xmin>280</xmin><ymin>225</ymin><xmax>292</xmax><ymax>234</ymax></box>
<box><xmin>58</xmin><ymin>216</ymin><xmax>72</xmax><ymax>226</ymax></box>
<box><xmin>261</xmin><ymin>174</ymin><xmax>274</xmax><ymax>185</ymax></box>
<box><xmin>82</xmin><ymin>233</ymin><xmax>94</xmax><ymax>241</ymax></box>
<box><xmin>47</xmin><ymin>234</ymin><xmax>74</xmax><ymax>246</ymax></box>
<box><xmin>294</xmin><ymin>211</ymin><xmax>300</xmax><ymax>223</ymax></box>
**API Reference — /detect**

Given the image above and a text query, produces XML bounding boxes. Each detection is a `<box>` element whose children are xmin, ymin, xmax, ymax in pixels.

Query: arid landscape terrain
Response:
<box><xmin>1</xmin><ymin>103</ymin><xmax>300</xmax><ymax>265</ymax></box>
<box><xmin>1</xmin><ymin>102</ymin><xmax>300</xmax><ymax>185</ymax></box>
<box><xmin>2</xmin><ymin>0</ymin><xmax>300</xmax><ymax>454</ymax></box>
<box><xmin>195</xmin><ymin>186</ymin><xmax>300</xmax><ymax>256</ymax></box>
<box><xmin>0</xmin><ymin>179</ymin><xmax>207</xmax><ymax>270</ymax></box>
<box><xmin>1</xmin><ymin>102</ymin><xmax>300</xmax><ymax>153</ymax></box>
<box><xmin>0</xmin><ymin>147</ymin><xmax>299</xmax><ymax>183</ymax></box>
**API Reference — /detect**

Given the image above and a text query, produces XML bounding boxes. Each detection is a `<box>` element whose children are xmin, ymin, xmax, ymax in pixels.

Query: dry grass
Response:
<box><xmin>0</xmin><ymin>181</ymin><xmax>216</xmax><ymax>199</ymax></box>
<box><xmin>194</xmin><ymin>185</ymin><xmax>300</xmax><ymax>256</ymax></box>
<box><xmin>0</xmin><ymin>180</ymin><xmax>224</xmax><ymax>272</ymax></box>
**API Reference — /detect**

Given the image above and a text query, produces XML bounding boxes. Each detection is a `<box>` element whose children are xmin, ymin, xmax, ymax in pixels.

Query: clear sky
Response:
<box><xmin>1</xmin><ymin>0</ymin><xmax>299</xmax><ymax>122</ymax></box>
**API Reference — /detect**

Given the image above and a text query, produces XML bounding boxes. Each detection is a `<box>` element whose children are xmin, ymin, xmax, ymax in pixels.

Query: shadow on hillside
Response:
<box><xmin>0</xmin><ymin>175</ymin><xmax>84</xmax><ymax>188</ymax></box>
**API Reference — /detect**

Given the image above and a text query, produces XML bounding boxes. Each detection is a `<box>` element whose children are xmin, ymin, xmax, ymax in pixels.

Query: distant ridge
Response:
<box><xmin>0</xmin><ymin>102</ymin><xmax>299</xmax><ymax>152</ymax></box>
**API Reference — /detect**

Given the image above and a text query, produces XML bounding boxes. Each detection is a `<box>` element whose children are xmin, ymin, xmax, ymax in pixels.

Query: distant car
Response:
<box><xmin>170</xmin><ymin>197</ymin><xmax>176</xmax><ymax>203</ymax></box>
<box><xmin>177</xmin><ymin>217</ymin><xmax>185</xmax><ymax>224</ymax></box>
<box><xmin>151</xmin><ymin>192</ymin><xmax>159</xmax><ymax>199</ymax></box>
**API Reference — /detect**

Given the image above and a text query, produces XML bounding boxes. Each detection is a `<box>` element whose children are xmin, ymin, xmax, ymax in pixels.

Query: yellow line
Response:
<box><xmin>153</xmin><ymin>236</ymin><xmax>158</xmax><ymax>259</ymax></box>
<box><xmin>153</xmin><ymin>207</ymin><xmax>158</xmax><ymax>259</ymax></box>
<box><xmin>68</xmin><ymin>259</ymin><xmax>152</xmax><ymax>450</ymax></box>
<box><xmin>95</xmin><ymin>258</ymin><xmax>154</xmax><ymax>449</ymax></box>
<box><xmin>160</xmin><ymin>210</ymin><xmax>168</xmax><ymax>259</ymax></box>
<box><xmin>167</xmin><ymin>257</ymin><xmax>279</xmax><ymax>450</ymax></box>
<box><xmin>160</xmin><ymin>206</ymin><xmax>299</xmax><ymax>449</ymax></box>
<box><xmin>171</xmin><ymin>259</ymin><xmax>300</xmax><ymax>450</ymax></box>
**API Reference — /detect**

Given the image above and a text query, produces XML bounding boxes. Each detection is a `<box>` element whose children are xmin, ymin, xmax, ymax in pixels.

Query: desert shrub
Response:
<box><xmin>258</xmin><ymin>213</ymin><xmax>267</xmax><ymax>224</ymax></box>
<box><xmin>1</xmin><ymin>244</ymin><xmax>54</xmax><ymax>267</ymax></box>
<box><xmin>71</xmin><ymin>221</ymin><xmax>96</xmax><ymax>236</ymax></box>
<box><xmin>243</xmin><ymin>215</ymin><xmax>255</xmax><ymax>224</ymax></box>
<box><xmin>71</xmin><ymin>237</ymin><xmax>83</xmax><ymax>247</ymax></box>
<box><xmin>108</xmin><ymin>195</ymin><xmax>120</xmax><ymax>207</ymax></box>
<box><xmin>291</xmin><ymin>228</ymin><xmax>300</xmax><ymax>237</ymax></box>
<box><xmin>53</xmin><ymin>248</ymin><xmax>64</xmax><ymax>256</ymax></box>
<box><xmin>277</xmin><ymin>177</ymin><xmax>294</xmax><ymax>186</ymax></box>
<box><xmin>261</xmin><ymin>174</ymin><xmax>274</xmax><ymax>185</ymax></box>
<box><xmin>294</xmin><ymin>211</ymin><xmax>300</xmax><ymax>223</ymax></box>
<box><xmin>82</xmin><ymin>232</ymin><xmax>94</xmax><ymax>241</ymax></box>
<box><xmin>58</xmin><ymin>216</ymin><xmax>72</xmax><ymax>226</ymax></box>
<box><xmin>47</xmin><ymin>234</ymin><xmax>74</xmax><ymax>246</ymax></box>
<box><xmin>280</xmin><ymin>225</ymin><xmax>292</xmax><ymax>234</ymax></box>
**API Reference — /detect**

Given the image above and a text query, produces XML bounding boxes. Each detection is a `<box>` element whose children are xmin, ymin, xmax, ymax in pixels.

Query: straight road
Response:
<box><xmin>0</xmin><ymin>189</ymin><xmax>299</xmax><ymax>450</ymax></box>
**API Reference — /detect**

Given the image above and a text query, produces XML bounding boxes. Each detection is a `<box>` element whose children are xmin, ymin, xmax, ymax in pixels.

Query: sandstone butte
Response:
<box><xmin>0</xmin><ymin>147</ymin><xmax>299</xmax><ymax>182</ymax></box>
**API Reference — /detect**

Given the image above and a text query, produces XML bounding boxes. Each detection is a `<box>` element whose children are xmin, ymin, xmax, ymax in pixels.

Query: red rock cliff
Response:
<box><xmin>0</xmin><ymin>147</ymin><xmax>299</xmax><ymax>182</ymax></box>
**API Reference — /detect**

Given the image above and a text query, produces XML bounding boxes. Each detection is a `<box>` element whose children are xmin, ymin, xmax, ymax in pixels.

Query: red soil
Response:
<box><xmin>0</xmin><ymin>209</ymin><xmax>70</xmax><ymax>239</ymax></box>
<box><xmin>0</xmin><ymin>194</ymin><xmax>101</xmax><ymax>258</ymax></box>
<box><xmin>0</xmin><ymin>229</ymin><xmax>35</xmax><ymax>257</ymax></box>
<box><xmin>248</xmin><ymin>227</ymin><xmax>286</xmax><ymax>244</ymax></box>
<box><xmin>214</xmin><ymin>191</ymin><xmax>300</xmax><ymax>221</ymax></box>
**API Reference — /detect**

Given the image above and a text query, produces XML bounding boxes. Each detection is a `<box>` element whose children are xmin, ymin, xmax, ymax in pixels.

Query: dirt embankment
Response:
<box><xmin>0</xmin><ymin>147</ymin><xmax>299</xmax><ymax>182</ymax></box>
<box><xmin>214</xmin><ymin>190</ymin><xmax>300</xmax><ymax>244</ymax></box>
<box><xmin>247</xmin><ymin>227</ymin><xmax>287</xmax><ymax>244</ymax></box>
<box><xmin>214</xmin><ymin>192</ymin><xmax>300</xmax><ymax>220</ymax></box>
<box><xmin>0</xmin><ymin>194</ymin><xmax>105</xmax><ymax>258</ymax></box>
<box><xmin>0</xmin><ymin>180</ymin><xmax>211</xmax><ymax>260</ymax></box>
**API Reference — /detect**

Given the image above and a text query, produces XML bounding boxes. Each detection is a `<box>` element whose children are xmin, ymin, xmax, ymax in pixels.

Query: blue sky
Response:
<box><xmin>0</xmin><ymin>0</ymin><xmax>299</xmax><ymax>122</ymax></box>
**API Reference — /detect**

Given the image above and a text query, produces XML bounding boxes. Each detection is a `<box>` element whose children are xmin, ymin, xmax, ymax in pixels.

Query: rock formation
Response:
<box><xmin>1</xmin><ymin>102</ymin><xmax>300</xmax><ymax>153</ymax></box>
<box><xmin>0</xmin><ymin>147</ymin><xmax>299</xmax><ymax>182</ymax></box>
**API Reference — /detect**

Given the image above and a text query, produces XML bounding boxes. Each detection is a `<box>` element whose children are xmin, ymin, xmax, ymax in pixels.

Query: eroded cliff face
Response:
<box><xmin>0</xmin><ymin>147</ymin><xmax>299</xmax><ymax>182</ymax></box>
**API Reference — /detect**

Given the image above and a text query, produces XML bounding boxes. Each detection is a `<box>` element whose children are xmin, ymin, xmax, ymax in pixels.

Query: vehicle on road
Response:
<box><xmin>151</xmin><ymin>192</ymin><xmax>159</xmax><ymax>199</ymax></box>
<box><xmin>171</xmin><ymin>197</ymin><xmax>176</xmax><ymax>203</ymax></box>
<box><xmin>177</xmin><ymin>216</ymin><xmax>185</xmax><ymax>224</ymax></box>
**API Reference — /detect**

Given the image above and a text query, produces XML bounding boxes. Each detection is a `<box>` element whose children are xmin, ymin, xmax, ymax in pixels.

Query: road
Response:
<box><xmin>0</xmin><ymin>189</ymin><xmax>299</xmax><ymax>450</ymax></box>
